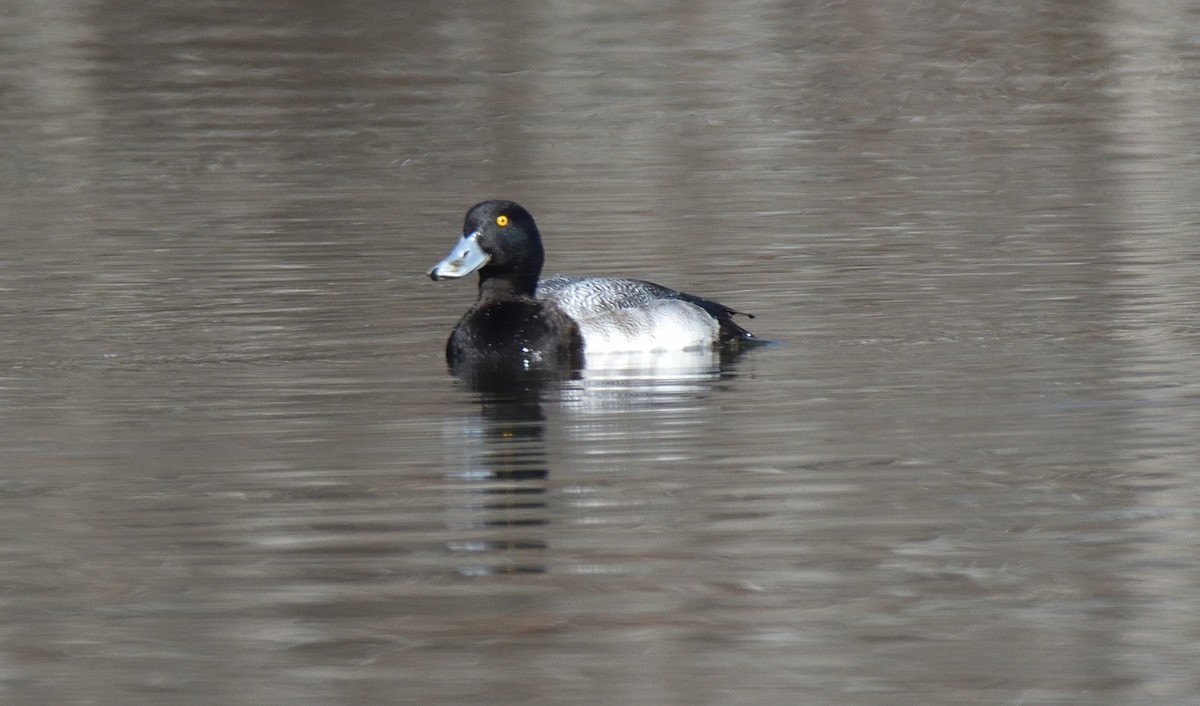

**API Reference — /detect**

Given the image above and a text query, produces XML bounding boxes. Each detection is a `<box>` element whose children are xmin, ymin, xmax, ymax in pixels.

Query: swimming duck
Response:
<box><xmin>427</xmin><ymin>200</ymin><xmax>754</xmax><ymax>372</ymax></box>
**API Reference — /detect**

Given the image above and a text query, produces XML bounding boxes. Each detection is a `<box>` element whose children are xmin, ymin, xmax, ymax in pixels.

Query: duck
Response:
<box><xmin>427</xmin><ymin>200</ymin><xmax>754</xmax><ymax>372</ymax></box>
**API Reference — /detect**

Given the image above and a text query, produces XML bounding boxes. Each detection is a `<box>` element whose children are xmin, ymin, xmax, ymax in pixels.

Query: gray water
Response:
<box><xmin>3</xmin><ymin>1</ymin><xmax>1200</xmax><ymax>704</ymax></box>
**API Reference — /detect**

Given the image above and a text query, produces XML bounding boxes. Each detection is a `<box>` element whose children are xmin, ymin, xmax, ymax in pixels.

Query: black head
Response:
<box><xmin>428</xmin><ymin>200</ymin><xmax>545</xmax><ymax>296</ymax></box>
<box><xmin>464</xmin><ymin>200</ymin><xmax>544</xmax><ymax>291</ymax></box>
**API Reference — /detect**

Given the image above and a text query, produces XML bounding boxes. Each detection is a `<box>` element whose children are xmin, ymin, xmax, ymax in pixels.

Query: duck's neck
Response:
<box><xmin>477</xmin><ymin>270</ymin><xmax>539</xmax><ymax>300</ymax></box>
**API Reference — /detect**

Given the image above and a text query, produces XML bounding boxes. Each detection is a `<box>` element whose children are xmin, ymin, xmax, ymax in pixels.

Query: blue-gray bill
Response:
<box><xmin>427</xmin><ymin>230</ymin><xmax>490</xmax><ymax>280</ymax></box>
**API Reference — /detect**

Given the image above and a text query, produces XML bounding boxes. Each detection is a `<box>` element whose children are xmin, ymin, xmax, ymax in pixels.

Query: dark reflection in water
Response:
<box><xmin>445</xmin><ymin>381</ymin><xmax>552</xmax><ymax>576</ymax></box>
<box><xmin>442</xmin><ymin>353</ymin><xmax>748</xmax><ymax>578</ymax></box>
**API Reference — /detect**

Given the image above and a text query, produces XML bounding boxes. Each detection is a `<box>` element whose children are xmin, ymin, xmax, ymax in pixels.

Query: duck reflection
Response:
<box><xmin>441</xmin><ymin>347</ymin><xmax>759</xmax><ymax>577</ymax></box>
<box><xmin>442</xmin><ymin>375</ymin><xmax>556</xmax><ymax>577</ymax></box>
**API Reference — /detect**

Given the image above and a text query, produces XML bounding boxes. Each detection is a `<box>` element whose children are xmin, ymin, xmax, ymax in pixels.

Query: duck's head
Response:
<box><xmin>427</xmin><ymin>200</ymin><xmax>544</xmax><ymax>294</ymax></box>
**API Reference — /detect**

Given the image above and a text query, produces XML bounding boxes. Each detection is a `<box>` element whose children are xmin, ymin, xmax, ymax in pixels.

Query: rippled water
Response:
<box><xmin>3</xmin><ymin>1</ymin><xmax>1200</xmax><ymax>704</ymax></box>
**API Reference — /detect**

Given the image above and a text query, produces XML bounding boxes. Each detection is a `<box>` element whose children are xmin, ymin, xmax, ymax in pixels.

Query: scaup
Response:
<box><xmin>427</xmin><ymin>200</ymin><xmax>754</xmax><ymax>371</ymax></box>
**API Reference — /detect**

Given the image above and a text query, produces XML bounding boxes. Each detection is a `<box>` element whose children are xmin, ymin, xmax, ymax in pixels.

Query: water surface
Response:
<box><xmin>2</xmin><ymin>1</ymin><xmax>1200</xmax><ymax>704</ymax></box>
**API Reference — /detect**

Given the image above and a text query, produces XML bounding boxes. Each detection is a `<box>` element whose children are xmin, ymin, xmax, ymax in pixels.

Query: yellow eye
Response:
<box><xmin>496</xmin><ymin>215</ymin><xmax>509</xmax><ymax>227</ymax></box>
